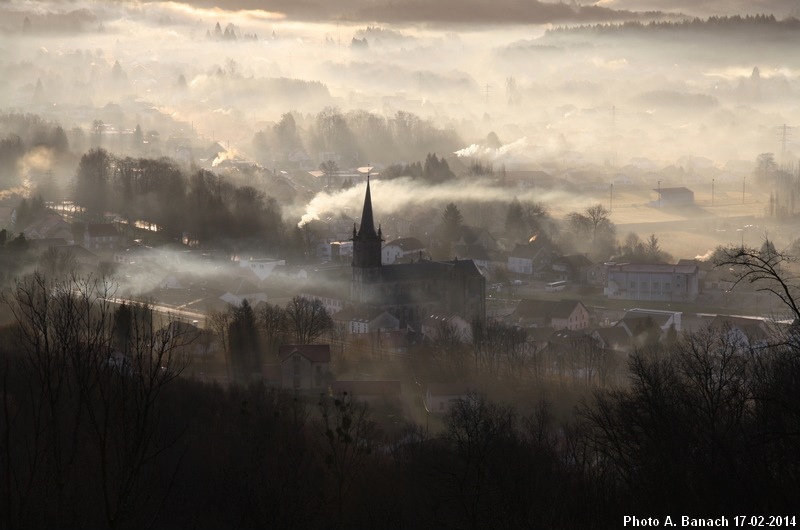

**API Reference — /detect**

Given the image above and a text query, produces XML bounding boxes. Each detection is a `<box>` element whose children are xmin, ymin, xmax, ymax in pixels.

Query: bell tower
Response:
<box><xmin>352</xmin><ymin>177</ymin><xmax>383</xmax><ymax>302</ymax></box>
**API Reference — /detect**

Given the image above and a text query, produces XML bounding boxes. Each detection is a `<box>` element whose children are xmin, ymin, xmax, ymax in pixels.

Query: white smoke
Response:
<box><xmin>294</xmin><ymin>176</ymin><xmax>596</xmax><ymax>228</ymax></box>
<box><xmin>454</xmin><ymin>137</ymin><xmax>530</xmax><ymax>161</ymax></box>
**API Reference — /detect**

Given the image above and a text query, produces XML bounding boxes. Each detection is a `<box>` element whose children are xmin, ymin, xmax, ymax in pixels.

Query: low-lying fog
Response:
<box><xmin>2</xmin><ymin>0</ymin><xmax>800</xmax><ymax>261</ymax></box>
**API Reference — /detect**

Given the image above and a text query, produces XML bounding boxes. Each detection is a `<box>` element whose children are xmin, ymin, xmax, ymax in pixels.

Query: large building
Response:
<box><xmin>604</xmin><ymin>262</ymin><xmax>699</xmax><ymax>301</ymax></box>
<box><xmin>350</xmin><ymin>179</ymin><xmax>485</xmax><ymax>327</ymax></box>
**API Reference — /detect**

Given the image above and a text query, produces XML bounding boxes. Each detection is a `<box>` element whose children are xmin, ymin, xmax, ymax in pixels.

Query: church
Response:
<box><xmin>350</xmin><ymin>178</ymin><xmax>485</xmax><ymax>328</ymax></box>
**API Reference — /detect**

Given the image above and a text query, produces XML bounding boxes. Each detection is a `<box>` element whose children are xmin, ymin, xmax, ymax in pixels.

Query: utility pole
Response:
<box><xmin>711</xmin><ymin>178</ymin><xmax>715</xmax><ymax>206</ymax></box>
<box><xmin>658</xmin><ymin>180</ymin><xmax>661</xmax><ymax>208</ymax></box>
<box><xmin>610</xmin><ymin>183</ymin><xmax>613</xmax><ymax>213</ymax></box>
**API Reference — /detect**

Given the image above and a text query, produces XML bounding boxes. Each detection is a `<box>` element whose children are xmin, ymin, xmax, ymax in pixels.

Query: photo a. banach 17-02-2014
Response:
<box><xmin>624</xmin><ymin>515</ymin><xmax>797</xmax><ymax>527</ymax></box>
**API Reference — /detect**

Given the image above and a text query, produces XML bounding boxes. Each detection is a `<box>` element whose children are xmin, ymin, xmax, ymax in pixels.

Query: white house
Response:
<box><xmin>382</xmin><ymin>237</ymin><xmax>426</xmax><ymax>264</ymax></box>
<box><xmin>238</xmin><ymin>257</ymin><xmax>286</xmax><ymax>281</ymax></box>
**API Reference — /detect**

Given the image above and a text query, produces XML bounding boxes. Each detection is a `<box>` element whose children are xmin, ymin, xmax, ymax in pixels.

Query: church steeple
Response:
<box><xmin>352</xmin><ymin>177</ymin><xmax>383</xmax><ymax>302</ymax></box>
<box><xmin>356</xmin><ymin>177</ymin><xmax>379</xmax><ymax>240</ymax></box>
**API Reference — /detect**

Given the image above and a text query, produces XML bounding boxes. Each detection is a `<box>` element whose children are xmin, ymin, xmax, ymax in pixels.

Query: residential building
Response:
<box><xmin>382</xmin><ymin>237</ymin><xmax>426</xmax><ymax>265</ymax></box>
<box><xmin>278</xmin><ymin>344</ymin><xmax>332</xmax><ymax>391</ymax></box>
<box><xmin>507</xmin><ymin>241</ymin><xmax>555</xmax><ymax>277</ymax></box>
<box><xmin>604</xmin><ymin>262</ymin><xmax>699</xmax><ymax>301</ymax></box>
<box><xmin>333</xmin><ymin>306</ymin><xmax>400</xmax><ymax>334</ymax></box>
<box><xmin>84</xmin><ymin>223</ymin><xmax>121</xmax><ymax>251</ymax></box>
<box><xmin>652</xmin><ymin>186</ymin><xmax>695</xmax><ymax>207</ymax></box>
<box><xmin>508</xmin><ymin>299</ymin><xmax>591</xmax><ymax>331</ymax></box>
<box><xmin>238</xmin><ymin>257</ymin><xmax>286</xmax><ymax>281</ymax></box>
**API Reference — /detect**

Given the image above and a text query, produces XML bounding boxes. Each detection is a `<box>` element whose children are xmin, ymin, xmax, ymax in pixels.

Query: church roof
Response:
<box><xmin>356</xmin><ymin>178</ymin><xmax>380</xmax><ymax>240</ymax></box>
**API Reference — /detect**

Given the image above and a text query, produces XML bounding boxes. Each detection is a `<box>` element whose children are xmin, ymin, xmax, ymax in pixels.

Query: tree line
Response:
<box><xmin>252</xmin><ymin>108</ymin><xmax>461</xmax><ymax>168</ymax></box>
<box><xmin>73</xmin><ymin>149</ymin><xmax>289</xmax><ymax>255</ymax></box>
<box><xmin>209</xmin><ymin>297</ymin><xmax>334</xmax><ymax>383</ymax></box>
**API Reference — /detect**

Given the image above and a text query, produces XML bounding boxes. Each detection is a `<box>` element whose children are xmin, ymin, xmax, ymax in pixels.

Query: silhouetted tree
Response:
<box><xmin>284</xmin><ymin>296</ymin><xmax>333</xmax><ymax>344</ymax></box>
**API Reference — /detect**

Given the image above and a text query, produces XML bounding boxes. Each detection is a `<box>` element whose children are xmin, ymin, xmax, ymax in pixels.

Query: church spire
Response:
<box><xmin>356</xmin><ymin>177</ymin><xmax>379</xmax><ymax>240</ymax></box>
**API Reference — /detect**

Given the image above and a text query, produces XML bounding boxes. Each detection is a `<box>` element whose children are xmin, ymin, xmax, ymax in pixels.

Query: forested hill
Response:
<box><xmin>545</xmin><ymin>14</ymin><xmax>800</xmax><ymax>39</ymax></box>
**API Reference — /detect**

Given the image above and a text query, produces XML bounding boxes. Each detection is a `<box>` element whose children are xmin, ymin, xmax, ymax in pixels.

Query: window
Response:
<box><xmin>630</xmin><ymin>281</ymin><xmax>636</xmax><ymax>289</ymax></box>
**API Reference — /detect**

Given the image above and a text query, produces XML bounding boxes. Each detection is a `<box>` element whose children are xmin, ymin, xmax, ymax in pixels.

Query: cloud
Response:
<box><xmin>140</xmin><ymin>0</ymin><xmax>649</xmax><ymax>25</ymax></box>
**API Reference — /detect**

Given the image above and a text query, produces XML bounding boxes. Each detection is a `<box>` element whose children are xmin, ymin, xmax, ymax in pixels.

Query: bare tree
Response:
<box><xmin>432</xmin><ymin>319</ymin><xmax>468</xmax><ymax>371</ymax></box>
<box><xmin>259</xmin><ymin>302</ymin><xmax>287</xmax><ymax>357</ymax></box>
<box><xmin>317</xmin><ymin>392</ymin><xmax>377</xmax><ymax>527</ymax></box>
<box><xmin>0</xmin><ymin>272</ymin><xmax>187</xmax><ymax>529</ymax></box>
<box><xmin>208</xmin><ymin>308</ymin><xmax>232</xmax><ymax>379</ymax></box>
<box><xmin>714</xmin><ymin>240</ymin><xmax>800</xmax><ymax>323</ymax></box>
<box><xmin>319</xmin><ymin>159</ymin><xmax>339</xmax><ymax>189</ymax></box>
<box><xmin>284</xmin><ymin>296</ymin><xmax>333</xmax><ymax>345</ymax></box>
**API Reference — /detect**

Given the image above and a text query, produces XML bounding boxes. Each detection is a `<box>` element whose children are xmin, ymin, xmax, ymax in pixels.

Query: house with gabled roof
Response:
<box><xmin>553</xmin><ymin>254</ymin><xmax>595</xmax><ymax>283</ymax></box>
<box><xmin>651</xmin><ymin>186</ymin><xmax>694</xmax><ymax>207</ymax></box>
<box><xmin>22</xmin><ymin>212</ymin><xmax>73</xmax><ymax>243</ymax></box>
<box><xmin>615</xmin><ymin>308</ymin><xmax>682</xmax><ymax>339</ymax></box>
<box><xmin>278</xmin><ymin>344</ymin><xmax>332</xmax><ymax>391</ymax></box>
<box><xmin>382</xmin><ymin>237</ymin><xmax>426</xmax><ymax>265</ymax></box>
<box><xmin>332</xmin><ymin>305</ymin><xmax>400</xmax><ymax>334</ymax></box>
<box><xmin>709</xmin><ymin>315</ymin><xmax>773</xmax><ymax>349</ymax></box>
<box><xmin>591</xmin><ymin>326</ymin><xmax>632</xmax><ymax>353</ymax></box>
<box><xmin>507</xmin><ymin>241</ymin><xmax>556</xmax><ymax>277</ymax></box>
<box><xmin>84</xmin><ymin>223</ymin><xmax>121</xmax><ymax>251</ymax></box>
<box><xmin>508</xmin><ymin>299</ymin><xmax>590</xmax><ymax>331</ymax></box>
